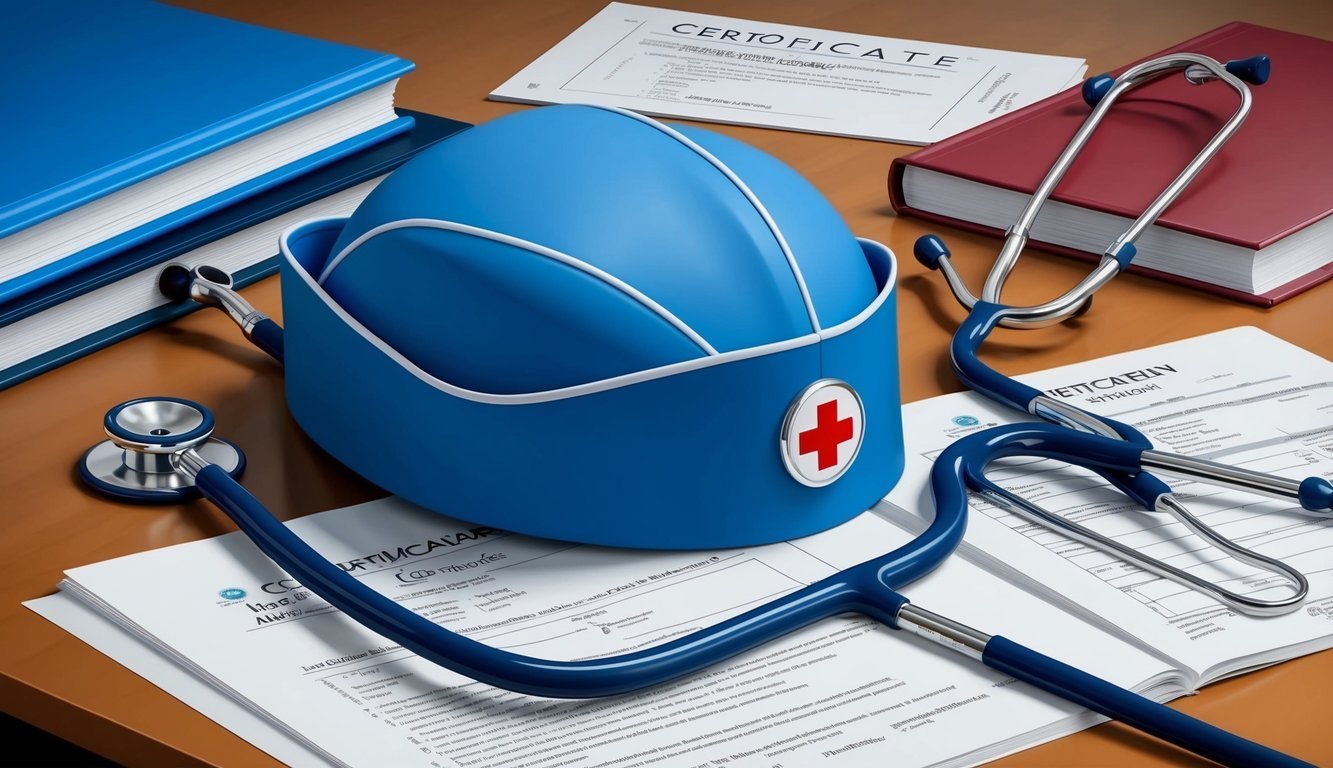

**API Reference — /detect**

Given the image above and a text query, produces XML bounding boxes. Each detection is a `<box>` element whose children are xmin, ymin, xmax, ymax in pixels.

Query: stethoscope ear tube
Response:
<box><xmin>973</xmin><ymin>474</ymin><xmax>1308</xmax><ymax>616</ymax></box>
<box><xmin>950</xmin><ymin>303</ymin><xmax>1150</xmax><ymax>445</ymax></box>
<box><xmin>160</xmin><ymin>263</ymin><xmax>284</xmax><ymax>363</ymax></box>
<box><xmin>247</xmin><ymin>317</ymin><xmax>285</xmax><ymax>362</ymax></box>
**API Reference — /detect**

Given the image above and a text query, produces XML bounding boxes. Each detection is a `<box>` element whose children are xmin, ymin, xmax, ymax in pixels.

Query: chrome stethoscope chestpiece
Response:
<box><xmin>79</xmin><ymin>396</ymin><xmax>245</xmax><ymax>502</ymax></box>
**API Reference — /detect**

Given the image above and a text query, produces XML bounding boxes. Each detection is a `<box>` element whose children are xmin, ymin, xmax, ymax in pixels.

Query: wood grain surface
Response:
<box><xmin>2</xmin><ymin>1</ymin><xmax>1330</xmax><ymax>765</ymax></box>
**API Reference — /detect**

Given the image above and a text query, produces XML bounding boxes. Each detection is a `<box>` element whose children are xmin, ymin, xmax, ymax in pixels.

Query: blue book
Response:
<box><xmin>0</xmin><ymin>0</ymin><xmax>416</xmax><ymax>304</ymax></box>
<box><xmin>0</xmin><ymin>109</ymin><xmax>471</xmax><ymax>391</ymax></box>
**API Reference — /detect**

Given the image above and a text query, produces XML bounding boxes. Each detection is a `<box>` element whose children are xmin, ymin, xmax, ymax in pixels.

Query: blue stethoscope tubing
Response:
<box><xmin>181</xmin><ymin>399</ymin><xmax>1308</xmax><ymax>767</ymax></box>
<box><xmin>139</xmin><ymin>264</ymin><xmax>1317</xmax><ymax>763</ymax></box>
<box><xmin>943</xmin><ymin>296</ymin><xmax>1333</xmax><ymax>515</ymax></box>
<box><xmin>911</xmin><ymin>49</ymin><xmax>1332</xmax><ymax>522</ymax></box>
<box><xmin>110</xmin><ymin>51</ymin><xmax>1319</xmax><ymax>760</ymax></box>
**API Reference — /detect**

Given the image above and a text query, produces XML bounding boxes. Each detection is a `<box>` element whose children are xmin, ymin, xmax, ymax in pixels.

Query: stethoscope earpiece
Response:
<box><xmin>80</xmin><ymin>397</ymin><xmax>245</xmax><ymax>502</ymax></box>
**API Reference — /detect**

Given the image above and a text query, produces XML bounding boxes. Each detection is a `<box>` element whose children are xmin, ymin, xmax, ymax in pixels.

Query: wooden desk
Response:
<box><xmin>3</xmin><ymin>1</ymin><xmax>1329</xmax><ymax>765</ymax></box>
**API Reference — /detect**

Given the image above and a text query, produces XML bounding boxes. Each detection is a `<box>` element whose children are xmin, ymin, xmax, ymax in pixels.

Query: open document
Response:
<box><xmin>25</xmin><ymin>326</ymin><xmax>1330</xmax><ymax>767</ymax></box>
<box><xmin>883</xmin><ymin>326</ymin><xmax>1333</xmax><ymax>686</ymax></box>
<box><xmin>490</xmin><ymin>3</ymin><xmax>1087</xmax><ymax>144</ymax></box>
<box><xmin>31</xmin><ymin>504</ymin><xmax>1180</xmax><ymax>768</ymax></box>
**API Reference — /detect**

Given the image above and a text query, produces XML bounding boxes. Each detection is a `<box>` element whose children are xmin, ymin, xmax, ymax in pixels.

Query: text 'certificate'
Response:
<box><xmin>491</xmin><ymin>3</ymin><xmax>1087</xmax><ymax>144</ymax></box>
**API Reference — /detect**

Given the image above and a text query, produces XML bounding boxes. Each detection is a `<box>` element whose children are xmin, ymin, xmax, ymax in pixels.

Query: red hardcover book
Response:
<box><xmin>888</xmin><ymin>22</ymin><xmax>1333</xmax><ymax>306</ymax></box>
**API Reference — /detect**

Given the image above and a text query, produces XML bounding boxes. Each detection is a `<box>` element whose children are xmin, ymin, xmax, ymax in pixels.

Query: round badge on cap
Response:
<box><xmin>780</xmin><ymin>379</ymin><xmax>865</xmax><ymax>487</ymax></box>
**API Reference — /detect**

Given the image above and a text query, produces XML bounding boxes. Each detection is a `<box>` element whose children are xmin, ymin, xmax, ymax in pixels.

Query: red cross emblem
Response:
<box><xmin>781</xmin><ymin>380</ymin><xmax>864</xmax><ymax>487</ymax></box>
<box><xmin>799</xmin><ymin>400</ymin><xmax>854</xmax><ymax>470</ymax></box>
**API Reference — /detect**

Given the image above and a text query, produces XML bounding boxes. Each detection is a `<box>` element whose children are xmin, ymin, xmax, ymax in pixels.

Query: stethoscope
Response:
<box><xmin>914</xmin><ymin>51</ymin><xmax>1332</xmax><ymax>618</ymax></box>
<box><xmin>76</xmin><ymin>53</ymin><xmax>1327</xmax><ymax>767</ymax></box>
<box><xmin>80</xmin><ymin>394</ymin><xmax>1314</xmax><ymax>767</ymax></box>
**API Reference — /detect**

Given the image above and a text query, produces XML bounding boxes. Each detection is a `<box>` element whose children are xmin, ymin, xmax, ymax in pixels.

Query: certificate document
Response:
<box><xmin>32</xmin><ymin>505</ymin><xmax>1171</xmax><ymax>768</ymax></box>
<box><xmin>28</xmin><ymin>327</ymin><xmax>1333</xmax><ymax>767</ymax></box>
<box><xmin>882</xmin><ymin>326</ymin><xmax>1333</xmax><ymax>682</ymax></box>
<box><xmin>490</xmin><ymin>3</ymin><xmax>1087</xmax><ymax>144</ymax></box>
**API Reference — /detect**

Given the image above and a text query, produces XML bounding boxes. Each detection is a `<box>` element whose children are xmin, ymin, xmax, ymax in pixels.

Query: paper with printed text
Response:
<box><xmin>490</xmin><ymin>3</ymin><xmax>1087</xmax><ymax>144</ymax></box>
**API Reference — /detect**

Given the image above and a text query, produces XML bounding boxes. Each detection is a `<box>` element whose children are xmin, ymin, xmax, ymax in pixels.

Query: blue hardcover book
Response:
<box><xmin>0</xmin><ymin>0</ymin><xmax>416</xmax><ymax>304</ymax></box>
<box><xmin>0</xmin><ymin>109</ymin><xmax>471</xmax><ymax>391</ymax></box>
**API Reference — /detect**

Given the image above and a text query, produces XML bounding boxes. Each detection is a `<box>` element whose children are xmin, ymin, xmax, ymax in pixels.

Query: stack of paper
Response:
<box><xmin>34</xmin><ymin>502</ymin><xmax>1179</xmax><ymax>768</ymax></box>
<box><xmin>29</xmin><ymin>327</ymin><xmax>1333</xmax><ymax>767</ymax></box>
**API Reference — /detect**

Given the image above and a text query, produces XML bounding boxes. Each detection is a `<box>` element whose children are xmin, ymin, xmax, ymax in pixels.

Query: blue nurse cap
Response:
<box><xmin>278</xmin><ymin>105</ymin><xmax>904</xmax><ymax>548</ymax></box>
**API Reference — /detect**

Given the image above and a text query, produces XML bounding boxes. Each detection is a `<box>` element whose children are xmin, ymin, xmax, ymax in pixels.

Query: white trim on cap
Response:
<box><xmin>316</xmin><ymin>217</ymin><xmax>718</xmax><ymax>357</ymax></box>
<box><xmin>821</xmin><ymin>238</ymin><xmax>897</xmax><ymax>343</ymax></box>
<box><xmin>601</xmin><ymin>106</ymin><xmax>823</xmax><ymax>334</ymax></box>
<box><xmin>281</xmin><ymin>218</ymin><xmax>897</xmax><ymax>406</ymax></box>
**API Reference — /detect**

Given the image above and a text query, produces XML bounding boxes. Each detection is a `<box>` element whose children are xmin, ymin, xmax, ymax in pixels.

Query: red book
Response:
<box><xmin>888</xmin><ymin>22</ymin><xmax>1333</xmax><ymax>306</ymax></box>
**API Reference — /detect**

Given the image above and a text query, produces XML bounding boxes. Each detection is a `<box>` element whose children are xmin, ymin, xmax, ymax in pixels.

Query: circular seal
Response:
<box><xmin>780</xmin><ymin>379</ymin><xmax>865</xmax><ymax>487</ymax></box>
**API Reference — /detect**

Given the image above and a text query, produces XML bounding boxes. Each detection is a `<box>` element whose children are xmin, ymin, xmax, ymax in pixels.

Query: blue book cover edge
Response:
<box><xmin>1</xmin><ymin>0</ymin><xmax>416</xmax><ymax>234</ymax></box>
<box><xmin>0</xmin><ymin>116</ymin><xmax>416</xmax><ymax>305</ymax></box>
<box><xmin>0</xmin><ymin>110</ymin><xmax>471</xmax><ymax>391</ymax></box>
<box><xmin>0</xmin><ymin>258</ymin><xmax>285</xmax><ymax>392</ymax></box>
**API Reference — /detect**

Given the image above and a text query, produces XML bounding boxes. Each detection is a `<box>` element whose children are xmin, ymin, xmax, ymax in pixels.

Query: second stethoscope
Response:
<box><xmin>914</xmin><ymin>51</ymin><xmax>1331</xmax><ymax>618</ymax></box>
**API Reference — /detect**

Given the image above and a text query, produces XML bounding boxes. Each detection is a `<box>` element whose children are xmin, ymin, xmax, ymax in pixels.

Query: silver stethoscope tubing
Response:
<box><xmin>921</xmin><ymin>52</ymin><xmax>1268</xmax><ymax>329</ymax></box>
<box><xmin>915</xmin><ymin>51</ymin><xmax>1332</xmax><ymax>618</ymax></box>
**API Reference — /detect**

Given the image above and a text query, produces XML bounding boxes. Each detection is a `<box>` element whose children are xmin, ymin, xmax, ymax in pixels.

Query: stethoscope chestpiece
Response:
<box><xmin>79</xmin><ymin>396</ymin><xmax>245</xmax><ymax>502</ymax></box>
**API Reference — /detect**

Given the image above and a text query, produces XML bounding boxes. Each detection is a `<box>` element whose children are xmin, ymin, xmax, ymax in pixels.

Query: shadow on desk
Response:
<box><xmin>1</xmin><ymin>714</ymin><xmax>117</xmax><ymax>767</ymax></box>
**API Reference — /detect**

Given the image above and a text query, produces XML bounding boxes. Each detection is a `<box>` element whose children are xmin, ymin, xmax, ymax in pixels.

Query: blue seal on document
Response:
<box><xmin>218</xmin><ymin>588</ymin><xmax>246</xmax><ymax>600</ymax></box>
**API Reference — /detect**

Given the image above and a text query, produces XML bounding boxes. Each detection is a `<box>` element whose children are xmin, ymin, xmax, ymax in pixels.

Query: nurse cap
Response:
<box><xmin>279</xmin><ymin>105</ymin><xmax>903</xmax><ymax>548</ymax></box>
